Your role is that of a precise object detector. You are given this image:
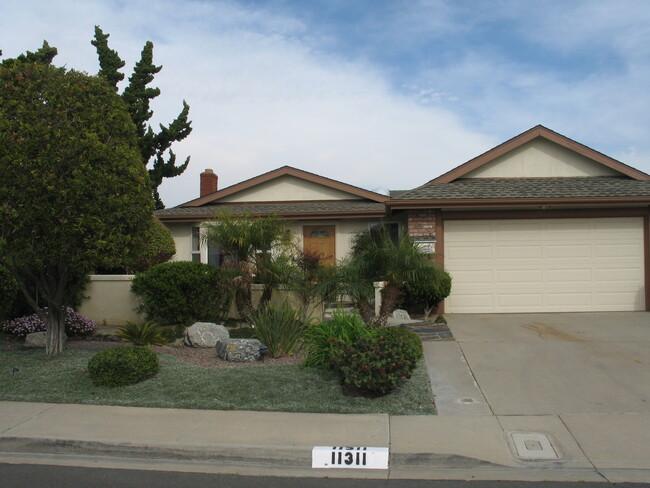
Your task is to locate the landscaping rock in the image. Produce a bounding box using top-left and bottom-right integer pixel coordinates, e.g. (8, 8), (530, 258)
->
(24, 331), (68, 348)
(184, 322), (229, 348)
(392, 309), (411, 320)
(216, 338), (264, 362)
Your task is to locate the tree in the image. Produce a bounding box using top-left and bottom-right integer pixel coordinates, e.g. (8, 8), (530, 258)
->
(0, 60), (153, 355)
(338, 227), (449, 326)
(92, 26), (192, 209)
(204, 213), (293, 323)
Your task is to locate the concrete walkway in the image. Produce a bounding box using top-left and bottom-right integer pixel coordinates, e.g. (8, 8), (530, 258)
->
(1, 312), (649, 482)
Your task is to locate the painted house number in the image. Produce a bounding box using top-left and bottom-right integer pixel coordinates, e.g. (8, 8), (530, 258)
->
(312, 446), (389, 469)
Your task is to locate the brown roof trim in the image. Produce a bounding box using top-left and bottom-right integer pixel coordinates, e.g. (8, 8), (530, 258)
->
(182, 166), (390, 207)
(430, 125), (650, 184)
(158, 209), (387, 224)
(389, 196), (650, 209)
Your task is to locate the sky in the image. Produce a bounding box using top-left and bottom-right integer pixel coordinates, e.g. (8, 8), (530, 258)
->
(2, 0), (650, 207)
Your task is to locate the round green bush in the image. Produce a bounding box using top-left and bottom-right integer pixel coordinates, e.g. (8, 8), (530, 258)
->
(375, 326), (423, 360)
(131, 261), (232, 324)
(331, 332), (419, 397)
(88, 346), (160, 387)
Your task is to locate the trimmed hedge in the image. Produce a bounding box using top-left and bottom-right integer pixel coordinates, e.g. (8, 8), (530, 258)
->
(131, 261), (232, 324)
(88, 346), (159, 387)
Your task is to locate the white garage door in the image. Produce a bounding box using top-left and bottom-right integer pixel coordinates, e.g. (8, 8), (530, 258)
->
(444, 217), (645, 313)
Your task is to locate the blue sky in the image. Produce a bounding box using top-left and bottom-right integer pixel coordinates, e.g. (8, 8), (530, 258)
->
(2, 0), (650, 206)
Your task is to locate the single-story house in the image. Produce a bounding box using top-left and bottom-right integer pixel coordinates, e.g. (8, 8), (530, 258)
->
(155, 165), (391, 266)
(388, 125), (650, 313)
(156, 125), (650, 314)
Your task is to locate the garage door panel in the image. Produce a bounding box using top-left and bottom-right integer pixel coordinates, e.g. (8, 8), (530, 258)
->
(595, 244), (641, 258)
(547, 292), (593, 306)
(546, 268), (592, 283)
(497, 269), (544, 284)
(546, 245), (591, 258)
(445, 217), (645, 313)
(496, 245), (542, 259)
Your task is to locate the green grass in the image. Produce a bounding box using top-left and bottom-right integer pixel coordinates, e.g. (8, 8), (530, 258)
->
(0, 336), (436, 415)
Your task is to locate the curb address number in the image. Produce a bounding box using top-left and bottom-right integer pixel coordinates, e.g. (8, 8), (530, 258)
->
(312, 446), (389, 469)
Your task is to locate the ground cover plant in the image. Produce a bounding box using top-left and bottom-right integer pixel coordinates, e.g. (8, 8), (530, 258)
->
(0, 308), (96, 338)
(0, 335), (435, 415)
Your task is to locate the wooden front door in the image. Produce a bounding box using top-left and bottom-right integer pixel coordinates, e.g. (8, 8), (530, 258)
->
(303, 225), (336, 266)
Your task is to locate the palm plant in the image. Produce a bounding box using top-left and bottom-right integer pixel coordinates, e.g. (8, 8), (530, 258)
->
(338, 226), (450, 326)
(204, 212), (294, 323)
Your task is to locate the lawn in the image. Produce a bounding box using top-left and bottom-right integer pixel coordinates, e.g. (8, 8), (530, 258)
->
(0, 336), (436, 415)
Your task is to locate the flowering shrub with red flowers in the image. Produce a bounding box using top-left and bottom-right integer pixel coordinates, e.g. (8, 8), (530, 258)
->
(330, 329), (420, 397)
(0, 307), (96, 338)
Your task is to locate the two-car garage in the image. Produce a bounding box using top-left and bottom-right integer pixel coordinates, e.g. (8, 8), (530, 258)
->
(444, 217), (646, 313)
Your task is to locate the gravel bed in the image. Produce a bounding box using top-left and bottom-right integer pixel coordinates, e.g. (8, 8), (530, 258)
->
(67, 339), (307, 368)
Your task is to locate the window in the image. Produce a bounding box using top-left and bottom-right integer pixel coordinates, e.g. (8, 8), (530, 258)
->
(191, 227), (201, 262)
(310, 228), (330, 238)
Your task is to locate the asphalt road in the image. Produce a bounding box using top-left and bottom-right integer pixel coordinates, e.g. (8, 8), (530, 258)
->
(1, 464), (649, 488)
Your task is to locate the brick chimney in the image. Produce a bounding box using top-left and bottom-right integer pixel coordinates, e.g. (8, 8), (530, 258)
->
(200, 169), (218, 197)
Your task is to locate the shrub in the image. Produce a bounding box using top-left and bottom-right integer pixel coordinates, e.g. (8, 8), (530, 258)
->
(404, 266), (452, 319)
(303, 309), (373, 369)
(116, 321), (167, 346)
(131, 261), (232, 325)
(88, 346), (160, 387)
(0, 265), (19, 321)
(331, 332), (419, 397)
(375, 326), (423, 360)
(251, 301), (305, 357)
(0, 307), (96, 337)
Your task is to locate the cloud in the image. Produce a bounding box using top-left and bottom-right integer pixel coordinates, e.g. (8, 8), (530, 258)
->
(2, 0), (650, 209)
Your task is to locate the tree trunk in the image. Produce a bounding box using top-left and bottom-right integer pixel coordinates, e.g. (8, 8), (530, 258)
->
(45, 307), (66, 356)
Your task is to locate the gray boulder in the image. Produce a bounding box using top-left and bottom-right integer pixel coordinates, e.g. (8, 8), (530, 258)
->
(392, 309), (411, 320)
(216, 338), (264, 362)
(24, 331), (68, 348)
(184, 322), (229, 348)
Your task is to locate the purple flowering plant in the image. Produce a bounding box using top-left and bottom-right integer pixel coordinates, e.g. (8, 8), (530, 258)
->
(0, 307), (96, 337)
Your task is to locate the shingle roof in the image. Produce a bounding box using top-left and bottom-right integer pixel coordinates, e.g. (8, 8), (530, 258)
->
(391, 177), (650, 201)
(156, 201), (387, 221)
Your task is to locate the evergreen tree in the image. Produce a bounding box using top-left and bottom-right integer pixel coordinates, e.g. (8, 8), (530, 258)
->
(92, 26), (191, 209)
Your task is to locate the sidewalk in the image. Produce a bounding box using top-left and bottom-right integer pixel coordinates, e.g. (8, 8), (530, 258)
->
(2, 399), (650, 482)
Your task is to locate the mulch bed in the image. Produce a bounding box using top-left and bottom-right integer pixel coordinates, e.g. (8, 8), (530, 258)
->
(66, 338), (306, 368)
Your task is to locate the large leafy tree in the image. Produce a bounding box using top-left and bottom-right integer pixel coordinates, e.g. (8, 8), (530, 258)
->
(92, 26), (192, 209)
(0, 60), (153, 355)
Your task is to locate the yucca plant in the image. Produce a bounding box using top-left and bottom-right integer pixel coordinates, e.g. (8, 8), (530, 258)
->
(116, 321), (167, 346)
(251, 301), (305, 357)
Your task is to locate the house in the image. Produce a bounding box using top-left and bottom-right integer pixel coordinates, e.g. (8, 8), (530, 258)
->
(156, 125), (650, 315)
(155, 165), (391, 265)
(388, 125), (650, 313)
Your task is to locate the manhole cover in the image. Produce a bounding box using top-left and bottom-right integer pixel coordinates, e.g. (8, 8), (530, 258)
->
(508, 432), (560, 460)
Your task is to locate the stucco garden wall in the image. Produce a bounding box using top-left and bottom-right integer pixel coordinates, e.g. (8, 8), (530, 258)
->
(78, 275), (143, 326)
(79, 275), (323, 326)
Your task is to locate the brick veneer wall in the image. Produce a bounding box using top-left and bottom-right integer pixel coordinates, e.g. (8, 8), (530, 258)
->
(407, 209), (437, 240)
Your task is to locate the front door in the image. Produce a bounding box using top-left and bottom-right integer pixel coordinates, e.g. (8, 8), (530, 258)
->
(303, 225), (336, 265)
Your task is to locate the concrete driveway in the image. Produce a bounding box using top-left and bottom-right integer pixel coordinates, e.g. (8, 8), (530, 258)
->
(442, 312), (650, 415)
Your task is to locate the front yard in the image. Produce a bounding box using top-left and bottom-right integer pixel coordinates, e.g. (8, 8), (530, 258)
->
(0, 336), (436, 415)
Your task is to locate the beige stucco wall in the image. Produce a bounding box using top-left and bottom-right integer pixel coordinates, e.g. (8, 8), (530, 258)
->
(219, 175), (363, 202)
(465, 139), (620, 178)
(78, 275), (143, 326)
(165, 218), (383, 263)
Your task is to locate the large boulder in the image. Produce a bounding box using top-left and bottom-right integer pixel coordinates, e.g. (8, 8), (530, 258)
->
(216, 338), (264, 362)
(184, 322), (229, 348)
(24, 331), (68, 348)
(392, 309), (411, 320)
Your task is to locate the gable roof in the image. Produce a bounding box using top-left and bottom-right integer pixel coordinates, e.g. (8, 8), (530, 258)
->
(182, 165), (389, 207)
(430, 125), (650, 184)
